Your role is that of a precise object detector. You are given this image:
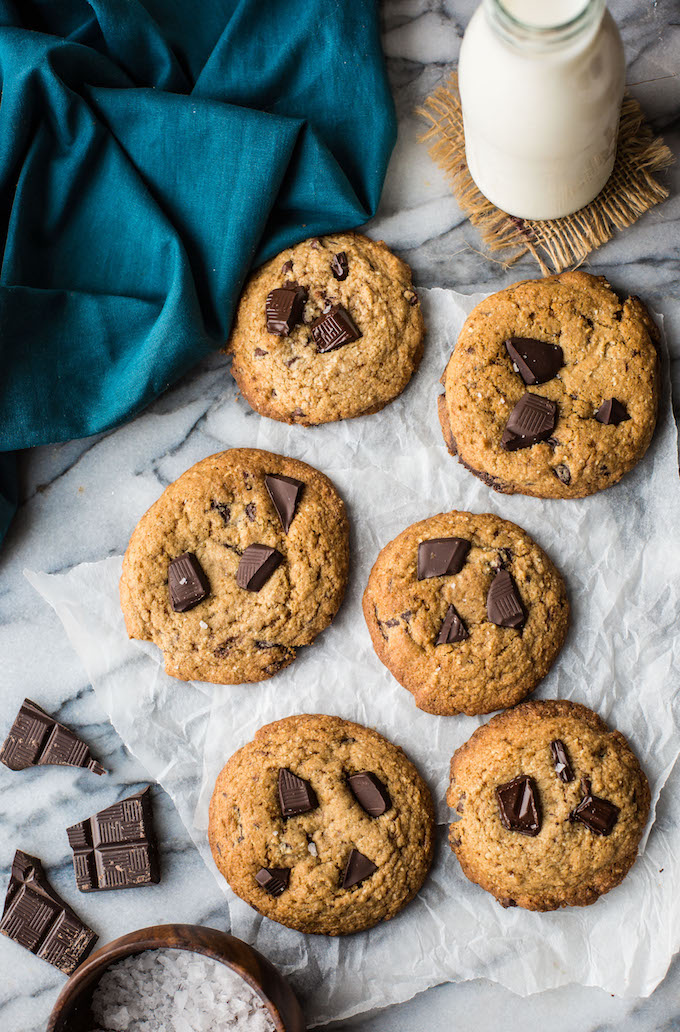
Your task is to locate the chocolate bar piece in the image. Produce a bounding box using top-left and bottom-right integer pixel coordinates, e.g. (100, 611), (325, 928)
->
(311, 305), (361, 353)
(0, 699), (105, 775)
(66, 787), (160, 892)
(0, 850), (97, 974)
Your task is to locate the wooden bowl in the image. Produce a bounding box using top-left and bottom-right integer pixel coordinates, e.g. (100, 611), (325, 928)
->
(45, 923), (306, 1032)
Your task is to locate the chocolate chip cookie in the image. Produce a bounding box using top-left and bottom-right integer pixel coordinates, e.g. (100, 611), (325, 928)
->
(448, 700), (650, 910)
(208, 714), (435, 935)
(120, 449), (349, 684)
(363, 511), (569, 716)
(439, 272), (659, 498)
(227, 232), (425, 425)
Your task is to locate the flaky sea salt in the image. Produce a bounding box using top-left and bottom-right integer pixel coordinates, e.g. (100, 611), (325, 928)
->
(91, 948), (276, 1032)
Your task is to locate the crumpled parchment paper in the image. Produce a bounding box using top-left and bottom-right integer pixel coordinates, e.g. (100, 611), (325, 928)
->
(26, 288), (680, 1024)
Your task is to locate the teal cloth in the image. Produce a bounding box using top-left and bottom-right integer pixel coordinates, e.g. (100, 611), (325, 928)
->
(0, 0), (395, 542)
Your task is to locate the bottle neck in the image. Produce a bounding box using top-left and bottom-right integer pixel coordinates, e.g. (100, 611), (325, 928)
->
(484, 0), (605, 52)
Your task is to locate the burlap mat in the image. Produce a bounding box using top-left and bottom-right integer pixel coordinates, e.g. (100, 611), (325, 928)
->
(418, 72), (673, 275)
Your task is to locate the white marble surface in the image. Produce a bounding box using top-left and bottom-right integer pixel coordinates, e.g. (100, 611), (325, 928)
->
(0, 1), (678, 1030)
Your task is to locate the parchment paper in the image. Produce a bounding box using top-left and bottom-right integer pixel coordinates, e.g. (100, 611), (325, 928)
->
(26, 288), (680, 1024)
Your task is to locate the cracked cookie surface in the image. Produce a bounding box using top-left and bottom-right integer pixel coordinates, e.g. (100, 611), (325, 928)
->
(227, 232), (425, 425)
(208, 714), (435, 935)
(363, 511), (569, 716)
(439, 272), (659, 498)
(447, 701), (650, 910)
(120, 449), (349, 684)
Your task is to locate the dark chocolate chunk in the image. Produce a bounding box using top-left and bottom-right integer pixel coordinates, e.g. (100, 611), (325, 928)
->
(265, 286), (306, 336)
(168, 552), (210, 612)
(496, 775), (541, 836)
(311, 305), (361, 353)
(245, 502), (256, 522)
(310, 238), (321, 249)
(236, 544), (283, 591)
(497, 547), (513, 569)
(0, 699), (105, 776)
(342, 848), (378, 889)
(0, 850), (97, 973)
(406, 289), (419, 306)
(210, 500), (231, 525)
(436, 605), (469, 645)
(265, 474), (304, 534)
(550, 739), (575, 782)
(66, 787), (160, 892)
(417, 537), (470, 580)
(254, 347), (268, 357)
(487, 570), (524, 629)
(278, 768), (318, 818)
(348, 772), (391, 817)
(255, 867), (290, 897)
(570, 779), (619, 835)
(331, 251), (349, 280)
(553, 463), (571, 485)
(502, 393), (557, 451)
(505, 337), (564, 386)
(281, 260), (293, 276)
(595, 398), (630, 426)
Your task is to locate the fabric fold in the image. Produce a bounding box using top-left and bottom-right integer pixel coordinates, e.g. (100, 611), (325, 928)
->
(0, 0), (395, 541)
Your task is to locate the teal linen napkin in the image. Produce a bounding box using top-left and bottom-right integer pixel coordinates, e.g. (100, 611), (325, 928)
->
(0, 0), (396, 542)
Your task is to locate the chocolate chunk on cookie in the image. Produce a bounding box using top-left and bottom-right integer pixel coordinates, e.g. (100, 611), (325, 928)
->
(348, 772), (391, 817)
(265, 474), (303, 533)
(168, 553), (210, 612)
(570, 779), (620, 835)
(595, 397), (631, 426)
(436, 604), (469, 645)
(363, 511), (568, 716)
(236, 544), (283, 591)
(417, 537), (470, 580)
(227, 232), (425, 425)
(265, 286), (306, 336)
(496, 776), (541, 836)
(440, 272), (659, 498)
(311, 304), (361, 354)
(447, 700), (649, 910)
(120, 449), (349, 684)
(208, 714), (435, 935)
(505, 337), (564, 386)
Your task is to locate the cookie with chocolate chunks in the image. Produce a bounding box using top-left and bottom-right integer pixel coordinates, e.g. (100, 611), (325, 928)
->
(440, 271), (659, 498)
(448, 700), (649, 911)
(120, 448), (349, 685)
(363, 511), (568, 716)
(208, 714), (434, 935)
(227, 232), (424, 425)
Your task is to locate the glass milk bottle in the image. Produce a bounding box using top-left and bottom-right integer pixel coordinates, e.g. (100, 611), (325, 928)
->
(458, 0), (625, 219)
